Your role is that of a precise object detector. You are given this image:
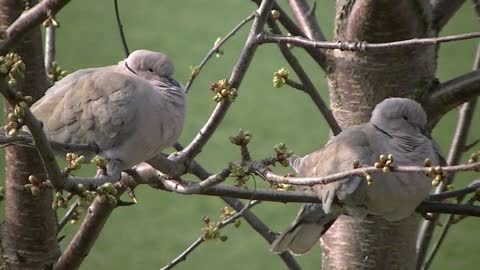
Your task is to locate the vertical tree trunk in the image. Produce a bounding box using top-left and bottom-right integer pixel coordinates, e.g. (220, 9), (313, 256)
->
(0, 1), (60, 269)
(323, 0), (436, 269)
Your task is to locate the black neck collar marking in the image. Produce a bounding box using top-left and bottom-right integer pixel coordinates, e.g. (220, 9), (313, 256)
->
(124, 61), (138, 75)
(372, 123), (393, 138)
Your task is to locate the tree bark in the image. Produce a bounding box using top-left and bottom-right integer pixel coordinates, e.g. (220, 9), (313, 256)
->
(0, 1), (60, 269)
(323, 1), (436, 269)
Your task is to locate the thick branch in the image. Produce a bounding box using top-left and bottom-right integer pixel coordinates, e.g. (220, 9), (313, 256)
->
(287, 0), (326, 41)
(425, 69), (480, 126)
(0, 0), (70, 54)
(431, 0), (466, 32)
(251, 0), (327, 71)
(0, 80), (65, 189)
(180, 0), (275, 161)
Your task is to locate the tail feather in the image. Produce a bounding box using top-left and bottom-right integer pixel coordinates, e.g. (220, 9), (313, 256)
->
(270, 204), (337, 255)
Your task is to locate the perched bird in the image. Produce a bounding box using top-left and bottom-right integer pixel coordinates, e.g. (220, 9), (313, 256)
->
(30, 50), (186, 181)
(270, 98), (440, 255)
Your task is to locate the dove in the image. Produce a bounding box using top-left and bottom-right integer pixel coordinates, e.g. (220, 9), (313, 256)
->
(270, 98), (441, 255)
(30, 50), (186, 181)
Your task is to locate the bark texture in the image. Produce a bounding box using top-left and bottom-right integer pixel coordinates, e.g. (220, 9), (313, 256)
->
(0, 1), (60, 269)
(323, 1), (436, 269)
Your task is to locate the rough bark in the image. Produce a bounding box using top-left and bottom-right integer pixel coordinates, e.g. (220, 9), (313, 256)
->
(323, 1), (436, 269)
(0, 1), (60, 269)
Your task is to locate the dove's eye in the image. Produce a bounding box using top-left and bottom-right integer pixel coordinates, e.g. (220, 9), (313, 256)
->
(402, 116), (409, 121)
(147, 68), (154, 73)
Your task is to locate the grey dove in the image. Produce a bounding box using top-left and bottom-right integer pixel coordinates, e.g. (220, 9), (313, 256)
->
(30, 50), (186, 181)
(270, 98), (441, 255)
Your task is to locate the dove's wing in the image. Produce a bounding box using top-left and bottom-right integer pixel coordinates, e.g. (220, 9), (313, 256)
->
(294, 124), (376, 214)
(32, 70), (144, 155)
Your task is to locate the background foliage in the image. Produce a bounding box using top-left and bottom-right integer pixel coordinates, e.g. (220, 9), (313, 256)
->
(1, 0), (480, 269)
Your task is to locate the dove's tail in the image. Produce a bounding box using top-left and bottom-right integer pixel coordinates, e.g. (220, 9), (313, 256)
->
(269, 204), (337, 255)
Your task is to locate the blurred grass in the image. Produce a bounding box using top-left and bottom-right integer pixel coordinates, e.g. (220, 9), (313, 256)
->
(1, 0), (480, 269)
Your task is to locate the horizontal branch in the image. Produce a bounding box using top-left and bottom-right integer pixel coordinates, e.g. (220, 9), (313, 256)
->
(256, 31), (480, 51)
(0, 0), (71, 54)
(130, 164), (480, 215)
(256, 162), (480, 186)
(424, 69), (480, 126)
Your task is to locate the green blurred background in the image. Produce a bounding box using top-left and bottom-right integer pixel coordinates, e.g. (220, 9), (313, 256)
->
(3, 0), (480, 269)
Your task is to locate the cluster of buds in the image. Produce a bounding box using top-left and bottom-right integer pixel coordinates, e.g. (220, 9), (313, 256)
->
(96, 182), (118, 206)
(66, 153), (85, 172)
(352, 160), (374, 187)
(271, 9), (280, 20)
(91, 155), (107, 172)
(43, 11), (60, 28)
(426, 163), (447, 186)
(189, 65), (200, 77)
(24, 175), (43, 197)
(47, 62), (68, 82)
(5, 101), (29, 137)
(273, 67), (289, 88)
(273, 143), (293, 167)
(228, 162), (249, 187)
(202, 216), (228, 242)
(364, 173), (373, 187)
(468, 152), (480, 171)
(220, 206), (240, 228)
(0, 53), (25, 88)
(52, 191), (68, 209)
(272, 183), (296, 191)
(213, 37), (224, 58)
(211, 79), (237, 102)
(229, 129), (252, 146)
(374, 154), (394, 173)
(74, 183), (96, 208)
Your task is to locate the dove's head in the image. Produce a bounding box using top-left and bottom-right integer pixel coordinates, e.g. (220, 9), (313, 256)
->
(370, 98), (428, 135)
(125, 50), (183, 91)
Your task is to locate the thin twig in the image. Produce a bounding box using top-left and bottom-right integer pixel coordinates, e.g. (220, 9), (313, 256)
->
(180, 0), (275, 161)
(429, 180), (480, 201)
(172, 143), (302, 270)
(184, 13), (256, 92)
(268, 20), (342, 135)
(57, 200), (80, 233)
(0, 0), (71, 54)
(285, 78), (305, 92)
(287, 0), (326, 41)
(257, 162), (480, 186)
(114, 0), (130, 57)
(256, 31), (480, 51)
(44, 26), (55, 73)
(159, 201), (260, 270)
(250, 0), (327, 70)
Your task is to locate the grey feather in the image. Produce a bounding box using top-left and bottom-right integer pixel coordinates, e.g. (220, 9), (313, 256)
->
(270, 98), (442, 255)
(30, 50), (186, 176)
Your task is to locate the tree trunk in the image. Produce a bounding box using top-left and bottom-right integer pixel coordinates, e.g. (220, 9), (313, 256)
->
(0, 1), (60, 269)
(323, 0), (436, 269)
